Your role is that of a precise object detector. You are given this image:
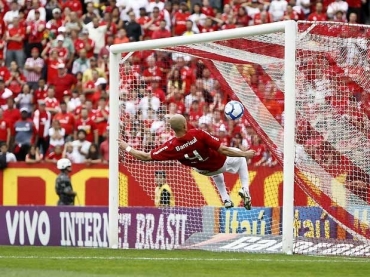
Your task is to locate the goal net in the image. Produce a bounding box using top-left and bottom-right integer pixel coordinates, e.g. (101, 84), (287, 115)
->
(109, 21), (370, 256)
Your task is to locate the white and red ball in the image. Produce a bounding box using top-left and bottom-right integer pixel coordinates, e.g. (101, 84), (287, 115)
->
(224, 101), (244, 120)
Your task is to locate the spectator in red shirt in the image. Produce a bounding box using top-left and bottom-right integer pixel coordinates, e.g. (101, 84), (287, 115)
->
(45, 144), (63, 163)
(46, 8), (64, 36)
(25, 9), (45, 57)
(0, 79), (13, 109)
(54, 101), (75, 139)
(49, 63), (77, 102)
(99, 127), (109, 163)
(63, 0), (83, 16)
(94, 97), (109, 144)
(307, 2), (327, 21)
(0, 108), (10, 146)
(3, 97), (20, 142)
(5, 16), (25, 68)
(74, 108), (98, 144)
(6, 61), (26, 96)
(172, 2), (190, 36)
(0, 57), (10, 82)
(235, 6), (250, 27)
(152, 20), (171, 39)
(33, 99), (52, 154)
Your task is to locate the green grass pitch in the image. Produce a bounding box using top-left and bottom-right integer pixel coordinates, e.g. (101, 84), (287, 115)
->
(0, 246), (369, 277)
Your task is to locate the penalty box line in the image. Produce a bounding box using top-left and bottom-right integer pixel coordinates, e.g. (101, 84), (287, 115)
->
(0, 256), (368, 263)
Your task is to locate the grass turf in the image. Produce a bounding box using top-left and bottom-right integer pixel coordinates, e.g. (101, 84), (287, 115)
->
(0, 246), (369, 277)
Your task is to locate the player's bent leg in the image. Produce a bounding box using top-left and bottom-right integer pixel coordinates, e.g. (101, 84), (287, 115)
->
(224, 156), (253, 210)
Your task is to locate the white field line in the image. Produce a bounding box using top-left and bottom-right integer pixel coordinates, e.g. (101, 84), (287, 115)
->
(0, 256), (368, 263)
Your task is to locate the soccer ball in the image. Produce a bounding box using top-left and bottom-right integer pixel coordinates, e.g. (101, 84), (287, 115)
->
(224, 101), (244, 120)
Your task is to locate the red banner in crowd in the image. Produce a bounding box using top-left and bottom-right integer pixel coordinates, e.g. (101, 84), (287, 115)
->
(0, 163), (311, 207)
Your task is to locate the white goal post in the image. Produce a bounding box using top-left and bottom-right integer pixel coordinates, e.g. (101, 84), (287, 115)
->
(108, 20), (297, 253)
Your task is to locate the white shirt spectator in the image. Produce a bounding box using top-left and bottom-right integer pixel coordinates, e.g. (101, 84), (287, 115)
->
(269, 0), (288, 22)
(327, 0), (348, 19)
(26, 7), (46, 22)
(188, 13), (207, 33)
(147, 0), (164, 13)
(296, 0), (311, 16)
(245, 6), (261, 25)
(138, 95), (160, 119)
(5, 152), (17, 162)
(1, 88), (13, 110)
(71, 139), (91, 163)
(131, 0), (149, 17)
(3, 10), (19, 25)
(48, 127), (66, 147)
(24, 57), (44, 82)
(84, 22), (108, 55)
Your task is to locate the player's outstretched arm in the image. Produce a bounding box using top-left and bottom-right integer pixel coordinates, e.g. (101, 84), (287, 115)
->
(218, 145), (255, 159)
(117, 139), (153, 161)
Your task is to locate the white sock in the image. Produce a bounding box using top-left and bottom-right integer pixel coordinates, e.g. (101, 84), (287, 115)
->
(211, 173), (230, 202)
(238, 157), (250, 195)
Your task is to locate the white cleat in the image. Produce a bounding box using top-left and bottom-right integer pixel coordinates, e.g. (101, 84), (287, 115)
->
(238, 188), (252, 210)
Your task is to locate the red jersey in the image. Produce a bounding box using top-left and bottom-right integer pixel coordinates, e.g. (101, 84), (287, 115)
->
(7, 27), (25, 50)
(0, 66), (10, 81)
(53, 112), (75, 135)
(74, 38), (95, 58)
(46, 151), (63, 161)
(46, 58), (64, 83)
(34, 85), (48, 104)
(51, 47), (69, 62)
(27, 20), (46, 43)
(0, 18), (6, 38)
(94, 107), (109, 136)
(75, 118), (96, 142)
(0, 118), (9, 142)
(50, 73), (77, 102)
(307, 12), (327, 21)
(172, 11), (190, 36)
(62, 0), (83, 15)
(3, 107), (20, 135)
(150, 129), (226, 172)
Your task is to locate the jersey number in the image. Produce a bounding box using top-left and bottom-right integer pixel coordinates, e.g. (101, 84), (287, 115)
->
(184, 150), (205, 161)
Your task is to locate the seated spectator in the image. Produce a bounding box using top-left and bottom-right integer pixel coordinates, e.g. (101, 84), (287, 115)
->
(25, 145), (43, 163)
(167, 68), (185, 94)
(188, 3), (207, 33)
(85, 143), (101, 164)
(0, 142), (17, 163)
(114, 29), (130, 44)
(307, 2), (327, 22)
(269, 0), (288, 22)
(82, 57), (106, 83)
(62, 142), (74, 161)
(53, 101), (75, 139)
(100, 127), (109, 163)
(70, 129), (91, 163)
(33, 100), (52, 154)
(14, 108), (36, 161)
(48, 119), (65, 152)
(6, 61), (26, 96)
(45, 144), (63, 163)
(151, 20), (171, 39)
(72, 49), (90, 75)
(327, 0), (348, 20)
(14, 84), (33, 112)
(24, 47), (44, 91)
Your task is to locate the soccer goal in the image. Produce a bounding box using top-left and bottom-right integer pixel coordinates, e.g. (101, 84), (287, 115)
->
(109, 20), (370, 256)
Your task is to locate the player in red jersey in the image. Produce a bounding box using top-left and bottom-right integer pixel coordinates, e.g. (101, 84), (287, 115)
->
(118, 114), (255, 209)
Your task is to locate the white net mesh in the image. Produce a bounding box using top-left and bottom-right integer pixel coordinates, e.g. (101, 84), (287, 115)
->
(116, 21), (370, 255)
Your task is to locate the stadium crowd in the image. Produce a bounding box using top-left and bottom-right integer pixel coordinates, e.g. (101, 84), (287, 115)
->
(0, 0), (369, 167)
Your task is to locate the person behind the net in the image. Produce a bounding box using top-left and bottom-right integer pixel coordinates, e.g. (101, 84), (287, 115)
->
(55, 158), (77, 206)
(118, 114), (256, 209)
